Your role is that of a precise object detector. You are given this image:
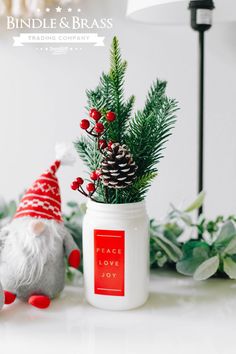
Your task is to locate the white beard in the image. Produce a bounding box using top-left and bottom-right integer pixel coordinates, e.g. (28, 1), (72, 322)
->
(0, 218), (65, 288)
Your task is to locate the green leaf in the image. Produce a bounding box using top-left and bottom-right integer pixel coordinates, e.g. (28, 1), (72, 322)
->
(67, 201), (79, 208)
(152, 236), (182, 263)
(122, 172), (157, 203)
(193, 255), (219, 280)
(176, 243), (210, 276)
(177, 256), (206, 276)
(192, 246), (209, 259)
(180, 212), (192, 226)
(7, 201), (17, 217)
(223, 257), (236, 279)
(182, 240), (210, 258)
(184, 191), (205, 213)
(214, 221), (236, 251)
(223, 237), (236, 255)
(156, 253), (168, 267)
(157, 233), (183, 260)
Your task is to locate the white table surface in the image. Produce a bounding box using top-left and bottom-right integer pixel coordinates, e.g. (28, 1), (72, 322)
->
(0, 270), (235, 354)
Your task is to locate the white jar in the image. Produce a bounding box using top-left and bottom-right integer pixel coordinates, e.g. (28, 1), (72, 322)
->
(82, 200), (149, 310)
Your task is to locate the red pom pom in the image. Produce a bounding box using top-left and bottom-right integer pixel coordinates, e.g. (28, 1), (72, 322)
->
(4, 291), (16, 305)
(76, 177), (84, 185)
(80, 119), (90, 130)
(68, 249), (81, 268)
(94, 122), (104, 134)
(89, 109), (102, 121)
(28, 295), (51, 309)
(86, 183), (96, 193)
(98, 139), (107, 149)
(106, 111), (116, 122)
(90, 171), (99, 181)
(71, 181), (79, 190)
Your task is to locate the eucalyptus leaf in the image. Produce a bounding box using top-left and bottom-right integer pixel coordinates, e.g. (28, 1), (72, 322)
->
(214, 221), (236, 251)
(223, 257), (236, 279)
(182, 240), (209, 258)
(216, 220), (236, 242)
(150, 248), (157, 265)
(156, 253), (168, 267)
(223, 237), (236, 255)
(176, 244), (210, 276)
(164, 223), (183, 242)
(180, 213), (193, 226)
(177, 255), (208, 276)
(193, 255), (219, 281)
(184, 191), (205, 213)
(192, 246), (209, 259)
(157, 233), (183, 259)
(67, 201), (79, 208)
(153, 236), (182, 263)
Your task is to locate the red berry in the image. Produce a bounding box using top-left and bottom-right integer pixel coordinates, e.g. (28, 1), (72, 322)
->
(76, 177), (84, 185)
(89, 109), (102, 121)
(94, 122), (104, 134)
(108, 141), (114, 149)
(106, 111), (116, 122)
(71, 181), (79, 190)
(86, 183), (96, 193)
(89, 108), (97, 117)
(80, 119), (90, 130)
(90, 171), (99, 181)
(98, 139), (107, 149)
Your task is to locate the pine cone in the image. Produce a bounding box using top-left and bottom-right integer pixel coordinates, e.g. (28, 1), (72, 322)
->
(101, 143), (138, 189)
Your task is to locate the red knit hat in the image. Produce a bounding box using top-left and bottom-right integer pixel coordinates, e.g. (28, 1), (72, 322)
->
(14, 144), (74, 222)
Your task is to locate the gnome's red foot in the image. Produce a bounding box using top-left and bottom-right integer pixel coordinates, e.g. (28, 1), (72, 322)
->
(28, 295), (51, 309)
(4, 291), (16, 305)
(68, 249), (81, 268)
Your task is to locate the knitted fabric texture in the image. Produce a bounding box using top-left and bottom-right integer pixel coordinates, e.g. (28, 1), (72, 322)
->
(14, 160), (63, 222)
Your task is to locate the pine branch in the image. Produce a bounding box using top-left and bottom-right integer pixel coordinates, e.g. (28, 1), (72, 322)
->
(106, 36), (129, 143)
(124, 81), (178, 180)
(143, 80), (167, 117)
(74, 137), (101, 172)
(122, 172), (158, 203)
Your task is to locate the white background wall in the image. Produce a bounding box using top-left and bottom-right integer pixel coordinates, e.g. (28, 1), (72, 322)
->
(0, 0), (235, 219)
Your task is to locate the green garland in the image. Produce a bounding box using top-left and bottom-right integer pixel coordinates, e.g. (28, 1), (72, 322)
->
(61, 193), (236, 281)
(1, 194), (236, 281)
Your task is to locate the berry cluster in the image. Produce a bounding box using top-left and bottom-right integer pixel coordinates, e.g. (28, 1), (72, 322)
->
(71, 170), (101, 201)
(80, 108), (116, 137)
(71, 108), (117, 200)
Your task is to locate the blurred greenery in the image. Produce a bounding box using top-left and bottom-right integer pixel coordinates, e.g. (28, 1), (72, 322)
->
(1, 192), (236, 281)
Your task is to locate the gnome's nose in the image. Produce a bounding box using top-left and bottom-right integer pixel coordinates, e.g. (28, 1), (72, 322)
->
(30, 221), (46, 236)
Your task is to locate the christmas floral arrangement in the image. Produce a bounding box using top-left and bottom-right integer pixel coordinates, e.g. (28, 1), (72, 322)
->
(71, 37), (177, 203)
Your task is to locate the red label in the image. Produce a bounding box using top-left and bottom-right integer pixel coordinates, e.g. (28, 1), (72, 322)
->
(94, 229), (125, 296)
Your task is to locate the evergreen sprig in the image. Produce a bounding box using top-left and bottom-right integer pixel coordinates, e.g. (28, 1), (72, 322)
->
(74, 36), (178, 204)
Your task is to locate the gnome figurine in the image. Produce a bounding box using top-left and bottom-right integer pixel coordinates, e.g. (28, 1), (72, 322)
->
(0, 145), (81, 309)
